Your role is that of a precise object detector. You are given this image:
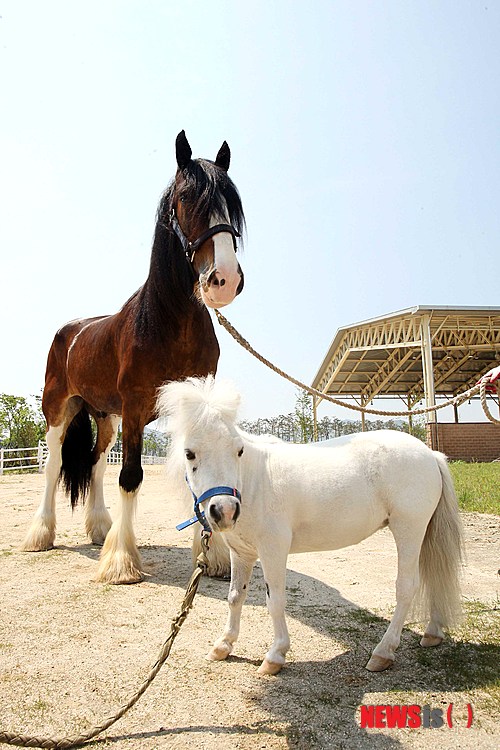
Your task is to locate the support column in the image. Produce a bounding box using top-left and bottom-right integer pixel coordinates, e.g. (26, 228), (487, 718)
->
(408, 395), (413, 435)
(313, 396), (318, 442)
(420, 315), (437, 449)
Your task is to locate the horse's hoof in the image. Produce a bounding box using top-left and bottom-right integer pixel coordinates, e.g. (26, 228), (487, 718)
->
(420, 633), (443, 648)
(365, 655), (394, 672)
(86, 516), (112, 546)
(257, 659), (283, 676)
(21, 541), (55, 552)
(95, 555), (144, 585)
(205, 565), (231, 579)
(21, 522), (55, 552)
(95, 568), (143, 585)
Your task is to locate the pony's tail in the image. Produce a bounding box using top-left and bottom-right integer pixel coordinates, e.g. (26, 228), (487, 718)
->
(413, 452), (465, 629)
(60, 407), (94, 508)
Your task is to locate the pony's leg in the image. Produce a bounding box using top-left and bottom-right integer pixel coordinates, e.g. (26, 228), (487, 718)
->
(257, 544), (291, 675)
(420, 610), (445, 648)
(21, 423), (65, 551)
(192, 527), (231, 578)
(85, 414), (120, 545)
(366, 520), (425, 672)
(207, 549), (256, 662)
(96, 410), (143, 584)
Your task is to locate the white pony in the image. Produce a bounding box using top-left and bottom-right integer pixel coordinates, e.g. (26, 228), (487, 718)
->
(159, 376), (464, 676)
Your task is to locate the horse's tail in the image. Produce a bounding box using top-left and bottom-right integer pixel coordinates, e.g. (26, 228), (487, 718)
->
(60, 407), (94, 508)
(413, 451), (464, 629)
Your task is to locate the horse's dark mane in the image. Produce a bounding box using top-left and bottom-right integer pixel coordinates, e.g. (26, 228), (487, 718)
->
(134, 159), (245, 338)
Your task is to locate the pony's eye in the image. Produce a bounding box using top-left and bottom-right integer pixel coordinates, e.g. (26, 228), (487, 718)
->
(238, 447), (244, 457)
(185, 449), (196, 461)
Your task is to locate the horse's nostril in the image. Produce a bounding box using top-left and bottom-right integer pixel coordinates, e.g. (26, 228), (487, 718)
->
(234, 503), (241, 522)
(219, 278), (225, 287)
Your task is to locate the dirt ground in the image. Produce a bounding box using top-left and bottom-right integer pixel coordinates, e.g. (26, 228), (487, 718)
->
(0, 466), (499, 750)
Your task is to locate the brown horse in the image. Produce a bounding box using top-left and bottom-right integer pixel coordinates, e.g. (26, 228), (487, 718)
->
(22, 131), (244, 583)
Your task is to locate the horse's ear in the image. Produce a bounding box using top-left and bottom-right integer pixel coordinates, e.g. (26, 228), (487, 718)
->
(176, 130), (192, 170)
(215, 141), (231, 171)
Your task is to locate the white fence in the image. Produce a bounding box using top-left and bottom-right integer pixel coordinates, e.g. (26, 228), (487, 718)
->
(0, 443), (48, 474)
(0, 442), (166, 475)
(106, 451), (167, 466)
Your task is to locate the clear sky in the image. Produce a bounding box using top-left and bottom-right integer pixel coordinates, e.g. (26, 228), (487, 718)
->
(1, 1), (498, 423)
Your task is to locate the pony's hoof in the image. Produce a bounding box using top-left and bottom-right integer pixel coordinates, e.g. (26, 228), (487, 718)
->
(257, 659), (283, 676)
(420, 633), (443, 648)
(365, 655), (394, 672)
(206, 642), (231, 661)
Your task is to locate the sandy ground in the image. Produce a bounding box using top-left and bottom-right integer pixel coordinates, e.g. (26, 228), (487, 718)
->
(0, 465), (499, 750)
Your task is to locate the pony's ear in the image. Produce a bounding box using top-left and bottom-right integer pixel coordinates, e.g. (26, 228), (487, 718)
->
(215, 141), (231, 171)
(176, 130), (192, 170)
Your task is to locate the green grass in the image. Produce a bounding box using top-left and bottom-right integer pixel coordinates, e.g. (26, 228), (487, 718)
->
(449, 461), (500, 514)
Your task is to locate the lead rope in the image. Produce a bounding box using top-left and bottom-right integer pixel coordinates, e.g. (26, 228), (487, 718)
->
(0, 533), (212, 749)
(214, 310), (500, 424)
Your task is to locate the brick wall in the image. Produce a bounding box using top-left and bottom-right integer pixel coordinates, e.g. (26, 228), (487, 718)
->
(426, 422), (500, 461)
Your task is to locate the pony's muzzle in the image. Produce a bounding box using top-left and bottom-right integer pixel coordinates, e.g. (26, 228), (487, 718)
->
(208, 498), (241, 530)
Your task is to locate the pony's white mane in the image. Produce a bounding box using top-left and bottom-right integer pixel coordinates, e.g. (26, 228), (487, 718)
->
(157, 375), (241, 439)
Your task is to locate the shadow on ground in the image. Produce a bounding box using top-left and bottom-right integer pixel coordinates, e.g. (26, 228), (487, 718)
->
(64, 540), (499, 748)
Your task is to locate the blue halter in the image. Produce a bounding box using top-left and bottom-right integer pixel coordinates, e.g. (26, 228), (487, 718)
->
(176, 476), (242, 533)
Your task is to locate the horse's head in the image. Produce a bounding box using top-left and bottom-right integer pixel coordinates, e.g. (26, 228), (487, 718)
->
(167, 130), (245, 309)
(159, 376), (244, 531)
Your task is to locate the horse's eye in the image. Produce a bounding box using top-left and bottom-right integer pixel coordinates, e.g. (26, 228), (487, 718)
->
(238, 447), (244, 457)
(185, 449), (196, 461)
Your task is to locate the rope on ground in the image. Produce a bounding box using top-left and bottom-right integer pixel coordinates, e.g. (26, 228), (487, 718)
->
(215, 310), (500, 425)
(0, 535), (212, 749)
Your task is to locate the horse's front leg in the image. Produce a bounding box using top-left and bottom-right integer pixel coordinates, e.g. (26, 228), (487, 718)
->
(258, 541), (291, 676)
(207, 549), (256, 662)
(96, 411), (144, 584)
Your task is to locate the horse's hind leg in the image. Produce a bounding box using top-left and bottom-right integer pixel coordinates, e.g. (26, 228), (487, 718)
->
(21, 424), (65, 551)
(21, 398), (81, 551)
(85, 414), (120, 545)
(366, 519), (426, 672)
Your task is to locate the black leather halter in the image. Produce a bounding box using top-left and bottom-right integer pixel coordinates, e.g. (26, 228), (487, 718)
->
(169, 208), (241, 265)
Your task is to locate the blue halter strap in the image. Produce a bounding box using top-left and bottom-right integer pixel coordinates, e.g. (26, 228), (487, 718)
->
(176, 476), (242, 533)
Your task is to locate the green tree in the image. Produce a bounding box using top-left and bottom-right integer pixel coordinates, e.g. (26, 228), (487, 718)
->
(0, 395), (46, 448)
(295, 389), (314, 443)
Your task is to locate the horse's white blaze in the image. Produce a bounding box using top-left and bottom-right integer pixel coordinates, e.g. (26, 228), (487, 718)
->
(21, 424), (64, 551)
(159, 377), (464, 676)
(200, 209), (241, 309)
